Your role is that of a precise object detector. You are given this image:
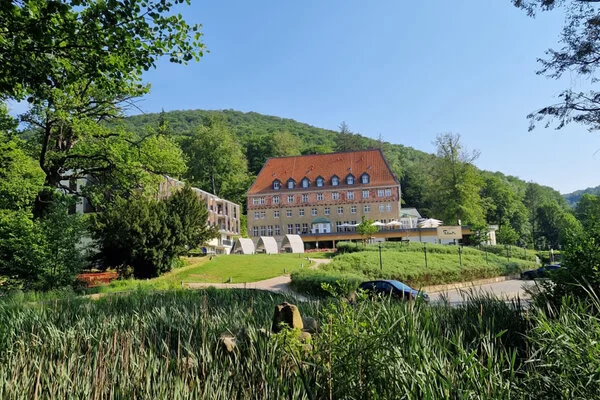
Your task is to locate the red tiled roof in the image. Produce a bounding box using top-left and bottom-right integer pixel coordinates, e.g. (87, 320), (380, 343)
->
(248, 149), (398, 195)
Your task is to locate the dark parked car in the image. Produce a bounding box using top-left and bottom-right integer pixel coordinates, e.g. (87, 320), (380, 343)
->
(358, 280), (429, 302)
(520, 264), (563, 280)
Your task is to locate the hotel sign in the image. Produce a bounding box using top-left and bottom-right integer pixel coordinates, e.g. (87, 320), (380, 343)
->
(436, 226), (463, 240)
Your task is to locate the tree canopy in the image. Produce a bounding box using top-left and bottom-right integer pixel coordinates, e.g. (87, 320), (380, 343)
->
(1, 0), (204, 212)
(513, 0), (600, 130)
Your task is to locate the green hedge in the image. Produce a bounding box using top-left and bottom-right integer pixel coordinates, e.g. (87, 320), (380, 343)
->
(290, 269), (364, 297)
(335, 241), (363, 254)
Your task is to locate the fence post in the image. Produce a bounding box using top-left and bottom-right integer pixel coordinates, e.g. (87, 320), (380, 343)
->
(423, 243), (428, 268)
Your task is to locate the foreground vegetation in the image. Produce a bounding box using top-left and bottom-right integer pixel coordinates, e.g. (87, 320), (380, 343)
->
(1, 289), (598, 399)
(292, 242), (536, 297)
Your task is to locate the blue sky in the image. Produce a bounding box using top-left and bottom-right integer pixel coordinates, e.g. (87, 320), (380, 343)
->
(11, 1), (600, 194)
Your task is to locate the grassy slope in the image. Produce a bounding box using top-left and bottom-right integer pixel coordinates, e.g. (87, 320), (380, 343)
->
(293, 243), (537, 294)
(90, 254), (313, 294)
(169, 254), (311, 283)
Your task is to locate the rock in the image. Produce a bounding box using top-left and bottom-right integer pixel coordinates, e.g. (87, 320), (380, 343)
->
(301, 316), (318, 334)
(272, 302), (304, 333)
(298, 331), (312, 343)
(219, 332), (236, 352)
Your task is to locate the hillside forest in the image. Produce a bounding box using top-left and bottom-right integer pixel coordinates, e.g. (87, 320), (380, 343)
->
(122, 109), (582, 250)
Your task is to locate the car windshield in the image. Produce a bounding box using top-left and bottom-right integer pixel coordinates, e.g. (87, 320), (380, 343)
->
(388, 281), (414, 292)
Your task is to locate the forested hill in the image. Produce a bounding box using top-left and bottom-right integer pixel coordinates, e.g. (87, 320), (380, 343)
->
(121, 109), (576, 249)
(563, 185), (600, 207)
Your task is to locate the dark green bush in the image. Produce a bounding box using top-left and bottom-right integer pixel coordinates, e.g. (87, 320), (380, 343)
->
(290, 269), (364, 297)
(335, 241), (362, 254)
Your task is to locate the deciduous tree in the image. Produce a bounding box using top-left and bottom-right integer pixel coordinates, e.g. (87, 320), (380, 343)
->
(430, 133), (485, 226)
(182, 116), (251, 206)
(1, 0), (204, 211)
(357, 216), (378, 246)
(513, 0), (600, 130)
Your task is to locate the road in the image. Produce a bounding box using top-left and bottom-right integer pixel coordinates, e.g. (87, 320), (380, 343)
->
(429, 279), (536, 304)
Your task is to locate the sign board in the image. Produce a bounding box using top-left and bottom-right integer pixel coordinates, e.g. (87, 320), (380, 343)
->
(436, 226), (463, 240)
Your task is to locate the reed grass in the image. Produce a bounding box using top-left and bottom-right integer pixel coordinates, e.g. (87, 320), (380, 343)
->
(0, 288), (598, 399)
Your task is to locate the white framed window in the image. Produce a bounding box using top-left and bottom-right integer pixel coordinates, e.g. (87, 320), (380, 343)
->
(317, 193), (324, 201)
(274, 210), (280, 218)
(332, 192), (340, 200)
(252, 227), (259, 236)
(316, 177), (324, 187)
(331, 176), (339, 186)
(378, 189), (384, 198)
(362, 190), (369, 199)
(312, 208), (317, 216)
(386, 204), (392, 212)
(301, 178), (310, 188)
(267, 225), (273, 235)
(302, 194), (309, 203)
(287, 224), (294, 234)
(299, 209), (305, 216)
(364, 204), (371, 213)
(286, 209), (292, 217)
(287, 180), (295, 189)
(361, 174), (370, 184)
(252, 198), (259, 205)
(260, 226), (266, 236)
(260, 197), (265, 204)
(275, 226), (281, 235)
(302, 223), (308, 234)
(273, 195), (280, 204)
(337, 206), (344, 214)
(347, 191), (354, 200)
(351, 205), (357, 214)
(260, 211), (266, 219)
(273, 181), (281, 190)
(379, 204), (385, 212)
(287, 195), (294, 203)
(295, 224), (301, 234)
(254, 211), (259, 219)
(346, 175), (355, 185)
(324, 207), (330, 215)
(385, 189), (392, 197)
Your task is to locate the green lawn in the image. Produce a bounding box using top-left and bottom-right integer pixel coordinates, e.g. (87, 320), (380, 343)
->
(89, 253), (314, 294)
(169, 254), (312, 283)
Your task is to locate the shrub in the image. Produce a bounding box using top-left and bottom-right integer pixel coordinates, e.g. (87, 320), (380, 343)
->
(290, 269), (364, 297)
(335, 241), (362, 254)
(0, 200), (86, 291)
(92, 186), (217, 278)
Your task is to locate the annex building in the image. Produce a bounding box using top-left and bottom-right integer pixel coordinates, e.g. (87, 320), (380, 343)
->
(159, 176), (242, 254)
(247, 149), (402, 248)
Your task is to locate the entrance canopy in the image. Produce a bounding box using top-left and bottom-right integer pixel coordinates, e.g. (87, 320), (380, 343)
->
(256, 236), (278, 254)
(232, 238), (255, 254)
(281, 234), (304, 253)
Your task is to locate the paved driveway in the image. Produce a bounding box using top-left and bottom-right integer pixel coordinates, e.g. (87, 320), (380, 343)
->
(430, 279), (536, 304)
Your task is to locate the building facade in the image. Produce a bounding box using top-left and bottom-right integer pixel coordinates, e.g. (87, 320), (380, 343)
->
(159, 176), (242, 254)
(247, 150), (401, 246)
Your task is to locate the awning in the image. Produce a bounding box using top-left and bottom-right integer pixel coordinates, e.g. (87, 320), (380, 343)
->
(311, 217), (331, 224)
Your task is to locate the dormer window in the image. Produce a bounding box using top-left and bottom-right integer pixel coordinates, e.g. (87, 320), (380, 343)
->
(287, 179), (296, 189)
(361, 173), (370, 184)
(331, 176), (339, 186)
(273, 180), (281, 190)
(316, 176), (324, 187)
(301, 177), (310, 188)
(346, 174), (355, 185)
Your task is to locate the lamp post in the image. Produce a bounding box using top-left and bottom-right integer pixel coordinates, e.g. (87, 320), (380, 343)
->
(378, 243), (383, 271)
